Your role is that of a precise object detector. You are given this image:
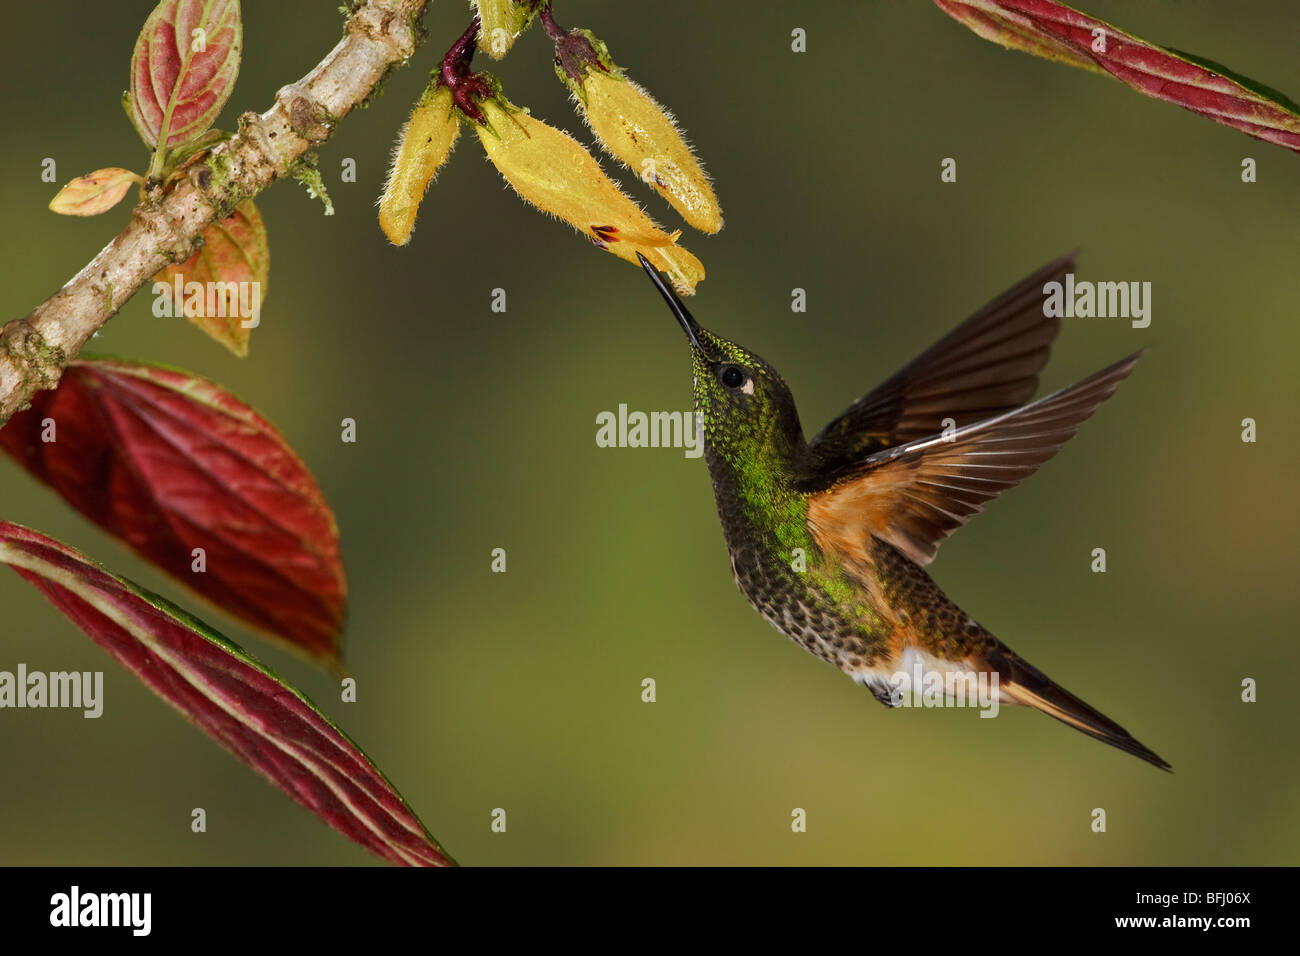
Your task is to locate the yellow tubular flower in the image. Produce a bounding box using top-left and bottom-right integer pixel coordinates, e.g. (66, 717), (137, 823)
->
(474, 98), (705, 294)
(475, 0), (531, 60)
(578, 70), (723, 235)
(378, 85), (460, 246)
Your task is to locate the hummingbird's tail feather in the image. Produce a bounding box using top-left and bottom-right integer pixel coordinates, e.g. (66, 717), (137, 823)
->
(995, 653), (1172, 771)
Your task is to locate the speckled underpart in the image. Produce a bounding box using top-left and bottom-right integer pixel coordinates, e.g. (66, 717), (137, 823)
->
(727, 536), (877, 667)
(706, 442), (897, 682)
(707, 431), (1012, 710)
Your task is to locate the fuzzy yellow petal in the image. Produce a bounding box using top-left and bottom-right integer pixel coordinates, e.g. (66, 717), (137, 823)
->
(475, 0), (530, 60)
(378, 85), (460, 246)
(579, 71), (722, 234)
(475, 99), (704, 293)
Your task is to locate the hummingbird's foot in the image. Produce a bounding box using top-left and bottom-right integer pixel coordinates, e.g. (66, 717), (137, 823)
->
(864, 676), (904, 709)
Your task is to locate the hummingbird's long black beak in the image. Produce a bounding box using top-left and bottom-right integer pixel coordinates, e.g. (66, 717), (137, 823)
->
(637, 253), (703, 350)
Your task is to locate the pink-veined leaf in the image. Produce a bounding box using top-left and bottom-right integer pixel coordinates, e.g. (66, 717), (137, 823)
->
(0, 522), (453, 867)
(129, 0), (242, 151)
(936, 0), (1300, 154)
(154, 199), (268, 357)
(0, 358), (344, 667)
(48, 168), (144, 216)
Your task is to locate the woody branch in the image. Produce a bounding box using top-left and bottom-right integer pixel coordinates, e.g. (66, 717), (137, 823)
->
(0, 0), (431, 426)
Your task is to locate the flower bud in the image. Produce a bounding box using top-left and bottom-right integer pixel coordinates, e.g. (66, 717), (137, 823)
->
(474, 97), (705, 294)
(378, 84), (460, 246)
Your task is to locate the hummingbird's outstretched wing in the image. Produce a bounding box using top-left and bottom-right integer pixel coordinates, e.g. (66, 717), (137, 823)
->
(810, 253), (1074, 477)
(805, 352), (1141, 567)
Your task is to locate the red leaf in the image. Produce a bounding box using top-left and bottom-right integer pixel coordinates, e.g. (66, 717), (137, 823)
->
(936, 0), (1300, 154)
(129, 0), (242, 150)
(0, 359), (345, 667)
(154, 199), (269, 357)
(0, 522), (453, 867)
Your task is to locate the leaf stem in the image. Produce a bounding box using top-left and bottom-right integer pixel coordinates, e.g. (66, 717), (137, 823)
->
(147, 144), (169, 185)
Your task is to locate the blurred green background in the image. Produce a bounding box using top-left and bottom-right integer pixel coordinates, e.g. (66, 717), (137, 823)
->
(1, 0), (1297, 866)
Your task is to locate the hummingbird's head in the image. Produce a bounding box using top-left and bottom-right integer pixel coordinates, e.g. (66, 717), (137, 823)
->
(638, 256), (807, 476)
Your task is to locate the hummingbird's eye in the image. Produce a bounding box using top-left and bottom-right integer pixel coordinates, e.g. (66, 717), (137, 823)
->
(719, 365), (746, 389)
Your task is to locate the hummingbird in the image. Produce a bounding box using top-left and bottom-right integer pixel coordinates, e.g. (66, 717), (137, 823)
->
(638, 252), (1170, 771)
